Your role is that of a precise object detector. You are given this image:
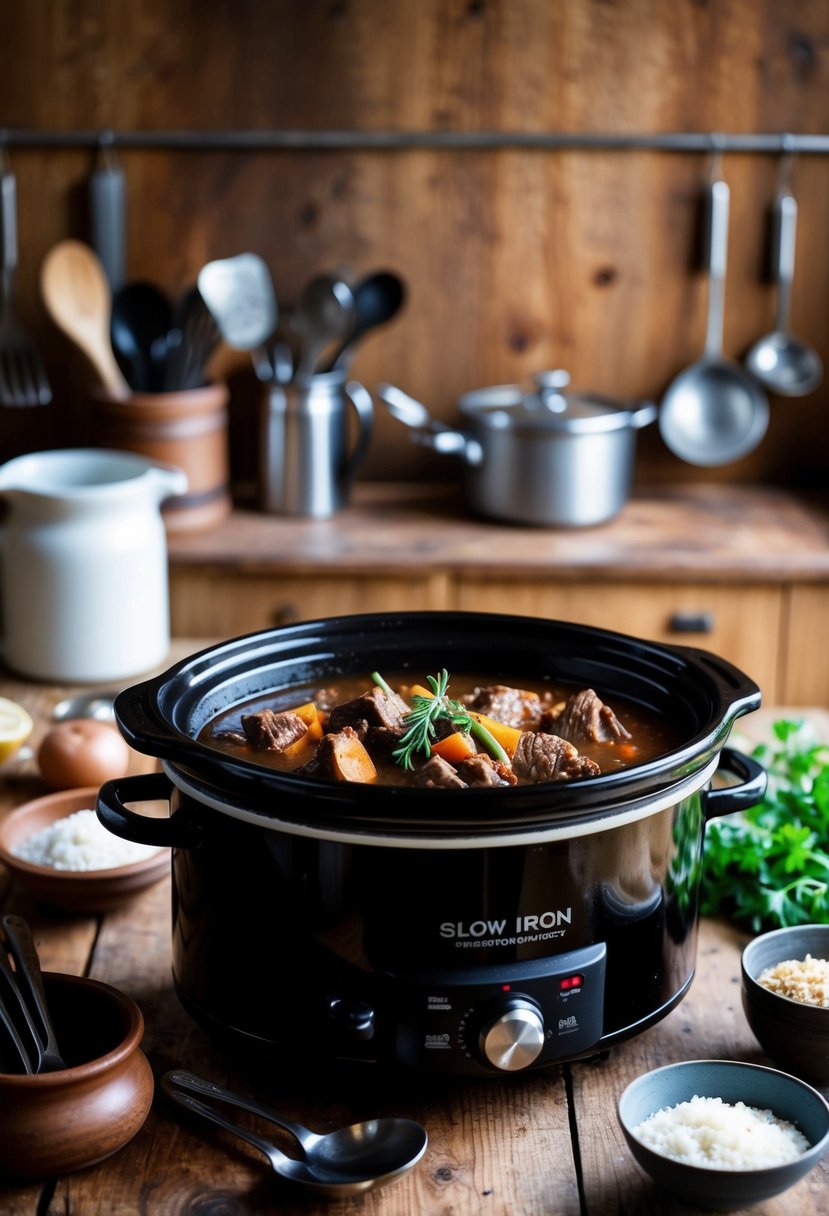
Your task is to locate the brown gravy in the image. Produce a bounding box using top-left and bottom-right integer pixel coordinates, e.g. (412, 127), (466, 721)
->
(200, 671), (679, 787)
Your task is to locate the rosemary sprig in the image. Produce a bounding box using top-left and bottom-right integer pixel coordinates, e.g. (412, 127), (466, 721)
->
(372, 669), (509, 771)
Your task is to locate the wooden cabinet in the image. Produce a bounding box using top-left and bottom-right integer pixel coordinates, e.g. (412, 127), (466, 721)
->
(167, 484), (829, 707)
(170, 570), (449, 636)
(453, 579), (784, 701)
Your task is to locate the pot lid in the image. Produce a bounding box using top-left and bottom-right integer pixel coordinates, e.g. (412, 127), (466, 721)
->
(457, 370), (654, 434)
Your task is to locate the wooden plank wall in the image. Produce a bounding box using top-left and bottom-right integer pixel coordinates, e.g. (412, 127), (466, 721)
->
(1, 0), (828, 494)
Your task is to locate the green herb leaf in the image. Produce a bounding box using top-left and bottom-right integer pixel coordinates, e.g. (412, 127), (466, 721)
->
(389, 669), (510, 772)
(701, 719), (829, 932)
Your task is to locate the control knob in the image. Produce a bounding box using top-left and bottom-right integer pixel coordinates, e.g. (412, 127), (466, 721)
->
(477, 997), (545, 1072)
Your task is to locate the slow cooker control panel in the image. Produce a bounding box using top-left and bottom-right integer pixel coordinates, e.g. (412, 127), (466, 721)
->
(388, 942), (607, 1075)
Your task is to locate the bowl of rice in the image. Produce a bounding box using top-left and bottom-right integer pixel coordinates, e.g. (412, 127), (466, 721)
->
(742, 924), (829, 1087)
(0, 787), (168, 912)
(618, 1059), (829, 1210)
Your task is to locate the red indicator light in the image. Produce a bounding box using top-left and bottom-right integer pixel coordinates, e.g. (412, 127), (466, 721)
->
(501, 983), (511, 992)
(560, 975), (584, 992)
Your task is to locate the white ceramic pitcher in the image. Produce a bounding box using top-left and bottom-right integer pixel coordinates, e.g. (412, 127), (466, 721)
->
(0, 448), (187, 682)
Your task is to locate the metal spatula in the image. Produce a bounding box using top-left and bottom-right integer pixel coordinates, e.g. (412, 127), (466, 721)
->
(197, 253), (277, 376)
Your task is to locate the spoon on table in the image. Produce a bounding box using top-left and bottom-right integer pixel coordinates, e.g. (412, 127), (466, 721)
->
(111, 281), (173, 392)
(292, 273), (355, 381)
(2, 915), (67, 1072)
(323, 270), (406, 372)
(659, 176), (769, 466)
(39, 239), (130, 398)
(744, 183), (823, 397)
(161, 1069), (428, 1198)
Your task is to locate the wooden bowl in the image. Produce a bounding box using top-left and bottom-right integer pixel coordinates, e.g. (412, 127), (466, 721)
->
(0, 787), (168, 913)
(0, 971), (154, 1178)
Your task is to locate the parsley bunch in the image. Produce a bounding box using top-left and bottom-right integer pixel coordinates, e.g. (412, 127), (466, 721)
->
(701, 718), (829, 932)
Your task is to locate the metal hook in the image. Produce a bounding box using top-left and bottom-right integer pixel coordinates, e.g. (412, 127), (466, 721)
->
(707, 131), (727, 182)
(776, 132), (797, 195)
(95, 129), (119, 172)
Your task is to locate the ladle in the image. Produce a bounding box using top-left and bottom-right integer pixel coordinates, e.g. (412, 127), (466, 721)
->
(161, 1069), (428, 1198)
(659, 176), (769, 467)
(2, 915), (67, 1072)
(744, 184), (823, 397)
(324, 270), (405, 372)
(39, 240), (130, 398)
(292, 273), (355, 381)
(111, 281), (173, 392)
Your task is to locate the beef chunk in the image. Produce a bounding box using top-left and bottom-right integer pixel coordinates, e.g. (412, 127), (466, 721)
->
(455, 753), (517, 787)
(212, 729), (247, 748)
(301, 726), (377, 783)
(542, 688), (631, 745)
(513, 732), (601, 783)
(462, 684), (546, 729)
(412, 755), (468, 789)
(241, 709), (307, 753)
(328, 686), (410, 750)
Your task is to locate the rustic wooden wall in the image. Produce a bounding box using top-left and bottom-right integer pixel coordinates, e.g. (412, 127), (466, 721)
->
(1, 0), (828, 495)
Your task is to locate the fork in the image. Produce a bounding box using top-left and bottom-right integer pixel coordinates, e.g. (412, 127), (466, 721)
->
(0, 157), (51, 407)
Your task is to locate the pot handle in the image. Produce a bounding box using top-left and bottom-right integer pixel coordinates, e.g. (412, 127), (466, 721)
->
(342, 380), (375, 487)
(375, 382), (469, 456)
(704, 747), (767, 822)
(630, 401), (658, 429)
(96, 771), (203, 849)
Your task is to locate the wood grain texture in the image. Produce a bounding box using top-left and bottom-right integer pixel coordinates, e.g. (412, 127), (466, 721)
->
(0, 0), (828, 490)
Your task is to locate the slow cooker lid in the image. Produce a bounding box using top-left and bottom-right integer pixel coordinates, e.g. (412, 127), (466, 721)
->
(112, 611), (761, 835)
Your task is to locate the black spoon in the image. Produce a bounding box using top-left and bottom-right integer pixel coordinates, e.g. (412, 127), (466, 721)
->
(323, 270), (405, 372)
(2, 915), (67, 1071)
(111, 281), (172, 392)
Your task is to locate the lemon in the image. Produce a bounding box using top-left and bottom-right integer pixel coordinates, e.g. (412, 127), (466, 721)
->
(0, 696), (34, 765)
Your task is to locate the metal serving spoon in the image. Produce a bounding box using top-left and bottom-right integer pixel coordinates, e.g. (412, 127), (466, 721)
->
(659, 176), (769, 466)
(744, 183), (823, 397)
(161, 1069), (428, 1198)
(2, 915), (67, 1071)
(292, 273), (355, 381)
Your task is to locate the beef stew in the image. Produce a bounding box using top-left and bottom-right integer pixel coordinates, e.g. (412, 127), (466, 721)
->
(201, 670), (679, 789)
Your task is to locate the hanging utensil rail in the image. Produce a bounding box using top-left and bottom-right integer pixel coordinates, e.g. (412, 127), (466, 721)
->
(2, 128), (829, 154)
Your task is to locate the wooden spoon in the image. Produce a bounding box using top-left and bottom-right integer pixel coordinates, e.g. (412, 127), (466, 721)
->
(40, 239), (130, 398)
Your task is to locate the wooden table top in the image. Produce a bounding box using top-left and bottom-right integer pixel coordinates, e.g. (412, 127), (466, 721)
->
(2, 654), (828, 1215)
(167, 481), (829, 583)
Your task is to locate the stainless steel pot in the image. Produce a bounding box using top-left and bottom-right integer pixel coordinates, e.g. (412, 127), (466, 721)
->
(96, 612), (764, 1077)
(377, 371), (657, 527)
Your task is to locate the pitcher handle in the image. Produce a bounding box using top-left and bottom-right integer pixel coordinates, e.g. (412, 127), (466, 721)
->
(342, 381), (374, 488)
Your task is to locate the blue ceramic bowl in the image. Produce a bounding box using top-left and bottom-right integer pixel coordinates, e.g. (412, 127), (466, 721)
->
(618, 1059), (829, 1210)
(742, 924), (829, 1086)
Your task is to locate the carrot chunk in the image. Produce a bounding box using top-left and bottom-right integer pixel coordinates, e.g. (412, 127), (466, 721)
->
(431, 731), (477, 764)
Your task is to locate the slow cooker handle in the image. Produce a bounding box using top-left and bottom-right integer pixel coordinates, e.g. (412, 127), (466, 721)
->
(96, 772), (203, 849)
(704, 747), (767, 821)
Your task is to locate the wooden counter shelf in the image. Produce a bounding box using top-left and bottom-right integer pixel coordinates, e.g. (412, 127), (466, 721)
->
(1, 664), (828, 1216)
(167, 482), (829, 706)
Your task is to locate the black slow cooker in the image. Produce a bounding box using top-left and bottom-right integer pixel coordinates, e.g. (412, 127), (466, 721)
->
(98, 612), (765, 1076)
